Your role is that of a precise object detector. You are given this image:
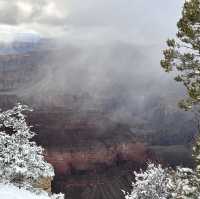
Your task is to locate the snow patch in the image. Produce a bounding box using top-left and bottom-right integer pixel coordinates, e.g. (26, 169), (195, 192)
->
(0, 184), (51, 199)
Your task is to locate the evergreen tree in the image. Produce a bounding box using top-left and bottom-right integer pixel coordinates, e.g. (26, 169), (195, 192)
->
(0, 103), (54, 188)
(161, 0), (200, 110)
(161, 0), (200, 181)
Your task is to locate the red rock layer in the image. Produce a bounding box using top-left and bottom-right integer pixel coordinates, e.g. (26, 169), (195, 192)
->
(45, 142), (152, 175)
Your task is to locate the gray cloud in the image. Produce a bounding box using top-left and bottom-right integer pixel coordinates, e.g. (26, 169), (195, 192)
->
(0, 0), (69, 26)
(0, 0), (183, 42)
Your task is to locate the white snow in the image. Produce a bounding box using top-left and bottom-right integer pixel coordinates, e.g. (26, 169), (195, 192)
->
(0, 184), (51, 199)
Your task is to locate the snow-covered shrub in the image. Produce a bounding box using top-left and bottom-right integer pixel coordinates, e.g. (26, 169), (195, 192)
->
(193, 136), (200, 175)
(125, 163), (200, 199)
(125, 163), (171, 199)
(0, 103), (54, 188)
(169, 167), (200, 199)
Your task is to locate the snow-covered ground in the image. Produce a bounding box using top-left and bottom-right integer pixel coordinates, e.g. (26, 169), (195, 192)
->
(0, 184), (51, 199)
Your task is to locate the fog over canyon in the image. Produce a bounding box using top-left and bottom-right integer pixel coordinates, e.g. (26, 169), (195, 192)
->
(0, 0), (194, 198)
(0, 36), (195, 198)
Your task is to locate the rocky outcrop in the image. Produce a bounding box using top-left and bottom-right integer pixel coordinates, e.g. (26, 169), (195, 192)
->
(34, 177), (52, 193)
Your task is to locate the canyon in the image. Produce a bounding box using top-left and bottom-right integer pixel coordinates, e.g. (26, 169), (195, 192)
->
(0, 42), (196, 198)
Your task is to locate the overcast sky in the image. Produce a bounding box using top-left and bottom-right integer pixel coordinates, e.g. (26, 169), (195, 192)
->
(0, 0), (183, 44)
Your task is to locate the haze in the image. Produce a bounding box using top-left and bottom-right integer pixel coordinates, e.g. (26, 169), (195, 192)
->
(0, 0), (186, 118)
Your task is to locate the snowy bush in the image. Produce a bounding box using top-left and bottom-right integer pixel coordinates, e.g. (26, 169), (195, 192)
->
(0, 103), (54, 188)
(125, 163), (171, 199)
(169, 167), (200, 199)
(125, 163), (200, 199)
(193, 136), (200, 175)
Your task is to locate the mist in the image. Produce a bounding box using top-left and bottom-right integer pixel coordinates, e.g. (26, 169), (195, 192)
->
(0, 0), (187, 122)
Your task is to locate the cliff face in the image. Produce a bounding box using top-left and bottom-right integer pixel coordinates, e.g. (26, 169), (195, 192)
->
(26, 109), (152, 175)
(0, 93), (193, 176)
(45, 142), (151, 175)
(34, 177), (52, 193)
(0, 93), (152, 175)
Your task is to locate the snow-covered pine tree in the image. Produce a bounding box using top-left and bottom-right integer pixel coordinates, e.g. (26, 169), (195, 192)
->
(161, 0), (200, 110)
(124, 163), (171, 199)
(0, 103), (54, 188)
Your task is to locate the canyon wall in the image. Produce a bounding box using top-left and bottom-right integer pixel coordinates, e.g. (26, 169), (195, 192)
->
(45, 142), (152, 175)
(0, 48), (195, 176)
